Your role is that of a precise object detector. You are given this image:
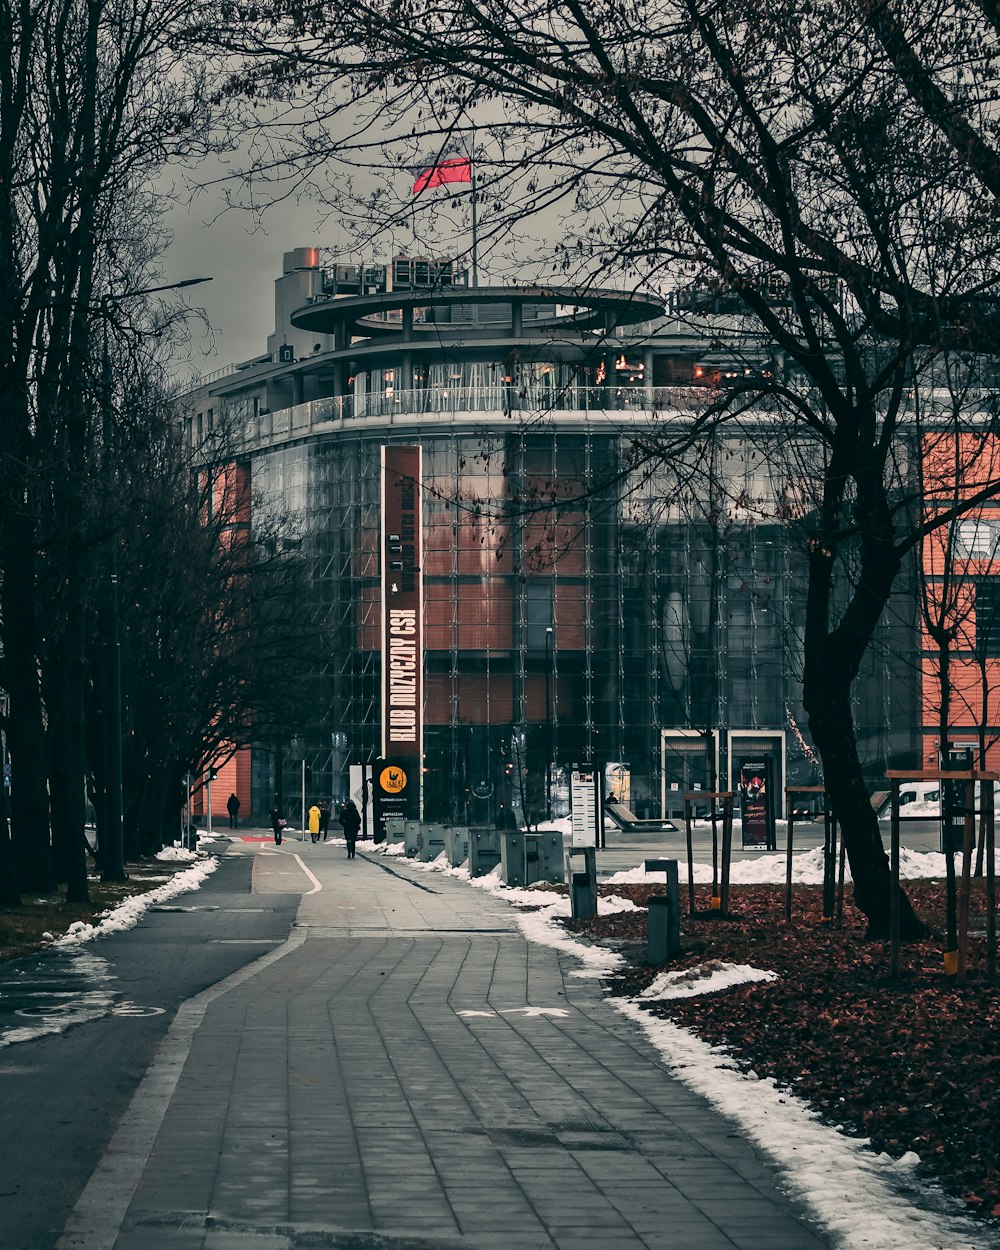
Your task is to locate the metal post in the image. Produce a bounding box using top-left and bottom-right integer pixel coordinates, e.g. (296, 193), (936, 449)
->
(545, 627), (553, 822)
(720, 795), (733, 916)
(822, 792), (836, 922)
(101, 562), (125, 881)
(890, 778), (900, 979)
(684, 796), (695, 917)
(301, 758), (306, 841)
(986, 775), (996, 983)
(785, 795), (795, 925)
(206, 777), (213, 839)
(958, 778), (975, 983)
(711, 805), (719, 909)
(836, 812), (846, 927)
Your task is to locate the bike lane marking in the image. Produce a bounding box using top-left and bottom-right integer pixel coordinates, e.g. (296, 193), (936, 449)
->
(56, 923), (308, 1250)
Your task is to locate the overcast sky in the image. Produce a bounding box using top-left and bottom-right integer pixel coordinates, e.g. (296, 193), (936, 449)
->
(163, 191), (334, 377)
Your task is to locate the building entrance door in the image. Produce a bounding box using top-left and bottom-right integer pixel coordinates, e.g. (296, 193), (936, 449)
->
(661, 730), (720, 822)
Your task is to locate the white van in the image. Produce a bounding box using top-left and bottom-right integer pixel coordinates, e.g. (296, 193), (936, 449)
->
(875, 783), (940, 819)
(876, 779), (1000, 819)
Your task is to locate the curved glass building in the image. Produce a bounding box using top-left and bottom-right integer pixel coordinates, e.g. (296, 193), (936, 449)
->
(186, 248), (919, 824)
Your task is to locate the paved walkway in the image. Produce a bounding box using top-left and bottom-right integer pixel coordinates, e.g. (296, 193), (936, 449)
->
(59, 840), (830, 1250)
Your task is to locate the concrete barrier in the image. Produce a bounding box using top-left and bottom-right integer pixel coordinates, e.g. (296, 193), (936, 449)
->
(444, 825), (469, 866)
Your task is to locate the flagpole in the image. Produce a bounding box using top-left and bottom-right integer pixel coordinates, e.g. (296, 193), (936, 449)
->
(470, 134), (478, 288)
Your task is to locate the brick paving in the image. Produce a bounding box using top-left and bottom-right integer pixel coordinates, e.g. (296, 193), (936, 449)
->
(70, 843), (831, 1249)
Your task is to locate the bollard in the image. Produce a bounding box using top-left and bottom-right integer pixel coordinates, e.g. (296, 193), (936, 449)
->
(500, 830), (527, 885)
(469, 827), (501, 877)
(444, 825), (469, 866)
(404, 820), (422, 858)
(646, 897), (674, 965)
(419, 822), (446, 862)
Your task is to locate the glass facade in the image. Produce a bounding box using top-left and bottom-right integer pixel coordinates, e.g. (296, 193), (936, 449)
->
(247, 423), (918, 822)
(188, 264), (922, 821)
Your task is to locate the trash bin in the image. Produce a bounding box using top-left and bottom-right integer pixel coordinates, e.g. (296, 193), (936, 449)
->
(645, 858), (681, 964)
(568, 847), (597, 920)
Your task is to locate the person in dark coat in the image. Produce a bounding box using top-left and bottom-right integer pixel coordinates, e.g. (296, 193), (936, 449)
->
(495, 801), (518, 832)
(270, 805), (284, 846)
(339, 799), (361, 858)
(226, 792), (241, 828)
(319, 800), (331, 841)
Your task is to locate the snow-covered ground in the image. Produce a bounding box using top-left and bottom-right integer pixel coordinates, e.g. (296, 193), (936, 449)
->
(386, 840), (993, 1249)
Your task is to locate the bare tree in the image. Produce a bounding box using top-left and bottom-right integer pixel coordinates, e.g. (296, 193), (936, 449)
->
(0, 0), (220, 896)
(217, 0), (1000, 936)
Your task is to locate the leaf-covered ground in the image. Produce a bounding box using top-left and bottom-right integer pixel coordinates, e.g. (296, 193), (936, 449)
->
(567, 880), (1000, 1222)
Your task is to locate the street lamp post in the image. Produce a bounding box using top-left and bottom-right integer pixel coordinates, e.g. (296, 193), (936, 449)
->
(99, 276), (211, 882)
(545, 626), (554, 822)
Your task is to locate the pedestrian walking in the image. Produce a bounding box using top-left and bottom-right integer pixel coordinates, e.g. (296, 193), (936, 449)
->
(226, 792), (241, 829)
(308, 802), (322, 844)
(319, 799), (331, 841)
(339, 799), (361, 858)
(270, 805), (284, 846)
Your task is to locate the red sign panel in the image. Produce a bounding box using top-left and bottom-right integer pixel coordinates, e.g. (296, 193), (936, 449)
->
(381, 446), (423, 813)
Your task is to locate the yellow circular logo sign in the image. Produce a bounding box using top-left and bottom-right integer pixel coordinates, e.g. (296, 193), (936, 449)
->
(380, 766), (407, 794)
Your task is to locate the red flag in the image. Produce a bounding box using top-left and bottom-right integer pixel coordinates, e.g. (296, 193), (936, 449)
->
(412, 152), (472, 194)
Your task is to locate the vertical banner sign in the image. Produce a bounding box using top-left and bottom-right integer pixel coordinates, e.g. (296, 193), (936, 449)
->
(739, 759), (774, 849)
(570, 765), (599, 848)
(381, 445), (423, 820)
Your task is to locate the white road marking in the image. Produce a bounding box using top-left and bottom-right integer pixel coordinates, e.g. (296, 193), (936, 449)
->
(504, 1007), (571, 1018)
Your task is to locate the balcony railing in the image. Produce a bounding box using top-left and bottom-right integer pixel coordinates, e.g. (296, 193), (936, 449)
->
(240, 385), (711, 450)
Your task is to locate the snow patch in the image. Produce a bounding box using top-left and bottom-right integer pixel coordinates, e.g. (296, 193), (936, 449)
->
(51, 857), (219, 947)
(640, 961), (778, 1000)
(606, 845), (957, 887)
(616, 1001), (983, 1250)
(156, 845), (199, 862)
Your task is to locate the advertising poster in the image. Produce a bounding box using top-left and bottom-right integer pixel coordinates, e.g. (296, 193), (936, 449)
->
(372, 758), (416, 842)
(739, 759), (774, 849)
(604, 762), (631, 805)
(348, 763), (374, 839)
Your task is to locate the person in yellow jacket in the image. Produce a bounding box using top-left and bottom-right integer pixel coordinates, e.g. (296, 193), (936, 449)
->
(308, 803), (322, 843)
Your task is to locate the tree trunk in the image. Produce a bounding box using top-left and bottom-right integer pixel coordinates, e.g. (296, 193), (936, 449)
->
(61, 566), (91, 902)
(3, 542), (53, 893)
(806, 645), (930, 939)
(0, 782), (20, 904)
(45, 635), (72, 884)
